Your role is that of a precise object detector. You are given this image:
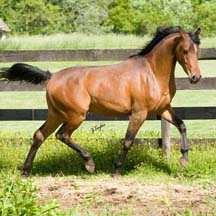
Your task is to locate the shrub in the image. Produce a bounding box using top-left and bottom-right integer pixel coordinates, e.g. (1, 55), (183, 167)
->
(0, 171), (63, 216)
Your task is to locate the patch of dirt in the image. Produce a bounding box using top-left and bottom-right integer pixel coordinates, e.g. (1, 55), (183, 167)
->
(36, 177), (216, 215)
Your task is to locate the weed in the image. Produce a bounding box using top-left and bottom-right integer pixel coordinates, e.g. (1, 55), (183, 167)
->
(0, 171), (62, 216)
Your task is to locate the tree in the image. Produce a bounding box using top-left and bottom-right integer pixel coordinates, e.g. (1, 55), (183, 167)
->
(162, 0), (195, 31)
(49, 0), (111, 34)
(0, 0), (60, 35)
(195, 0), (216, 36)
(15, 0), (60, 34)
(1, 0), (216, 36)
(131, 0), (173, 35)
(105, 0), (137, 34)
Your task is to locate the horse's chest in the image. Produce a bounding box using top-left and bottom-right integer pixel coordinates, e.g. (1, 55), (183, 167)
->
(150, 93), (172, 112)
(152, 83), (176, 110)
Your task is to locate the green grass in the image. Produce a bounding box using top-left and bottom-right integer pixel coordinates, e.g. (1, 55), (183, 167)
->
(1, 131), (216, 215)
(1, 130), (216, 179)
(0, 33), (149, 50)
(0, 171), (62, 216)
(200, 37), (216, 48)
(0, 34), (215, 50)
(0, 120), (216, 138)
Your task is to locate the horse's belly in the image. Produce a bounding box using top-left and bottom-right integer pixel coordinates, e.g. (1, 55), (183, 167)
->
(89, 98), (131, 116)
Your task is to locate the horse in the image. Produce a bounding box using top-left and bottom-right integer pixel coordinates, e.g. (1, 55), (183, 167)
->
(0, 26), (201, 177)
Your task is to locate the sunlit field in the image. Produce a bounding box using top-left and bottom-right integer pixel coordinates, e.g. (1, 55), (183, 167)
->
(0, 33), (215, 50)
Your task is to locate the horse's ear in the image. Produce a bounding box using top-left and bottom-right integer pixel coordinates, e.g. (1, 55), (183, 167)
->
(195, 27), (201, 36)
(180, 32), (186, 39)
(174, 33), (184, 44)
(176, 32), (186, 42)
(174, 32), (186, 44)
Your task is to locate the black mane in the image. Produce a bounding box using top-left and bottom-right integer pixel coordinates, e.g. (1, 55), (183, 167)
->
(134, 26), (200, 57)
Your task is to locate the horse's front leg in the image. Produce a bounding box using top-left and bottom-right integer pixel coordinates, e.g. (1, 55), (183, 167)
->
(113, 111), (147, 177)
(160, 105), (188, 167)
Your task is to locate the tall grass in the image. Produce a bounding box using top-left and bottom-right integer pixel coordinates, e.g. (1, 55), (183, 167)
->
(0, 33), (215, 50)
(0, 33), (149, 50)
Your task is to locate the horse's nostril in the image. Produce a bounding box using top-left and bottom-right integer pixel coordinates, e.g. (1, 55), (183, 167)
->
(191, 75), (196, 81)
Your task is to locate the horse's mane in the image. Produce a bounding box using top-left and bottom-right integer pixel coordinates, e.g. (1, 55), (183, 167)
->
(133, 26), (200, 57)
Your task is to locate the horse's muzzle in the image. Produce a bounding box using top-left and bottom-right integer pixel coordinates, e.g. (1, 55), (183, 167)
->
(189, 74), (202, 84)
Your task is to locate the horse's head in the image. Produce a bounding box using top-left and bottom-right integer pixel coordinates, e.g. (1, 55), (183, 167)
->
(175, 28), (201, 84)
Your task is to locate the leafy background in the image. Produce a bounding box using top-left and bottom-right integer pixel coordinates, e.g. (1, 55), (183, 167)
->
(0, 0), (215, 36)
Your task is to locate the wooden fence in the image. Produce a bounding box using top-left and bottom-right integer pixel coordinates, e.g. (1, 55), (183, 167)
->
(0, 48), (216, 157)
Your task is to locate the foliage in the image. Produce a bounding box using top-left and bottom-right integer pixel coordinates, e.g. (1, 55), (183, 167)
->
(0, 171), (65, 216)
(162, 0), (195, 30)
(132, 0), (173, 35)
(105, 0), (137, 34)
(0, 0), (60, 35)
(0, 0), (216, 36)
(49, 0), (111, 34)
(194, 0), (216, 37)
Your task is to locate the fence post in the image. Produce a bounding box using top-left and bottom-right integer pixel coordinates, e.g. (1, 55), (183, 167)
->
(161, 118), (171, 158)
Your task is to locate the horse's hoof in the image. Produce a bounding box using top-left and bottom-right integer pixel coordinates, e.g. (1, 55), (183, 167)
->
(111, 172), (121, 178)
(21, 170), (30, 178)
(85, 160), (95, 174)
(180, 157), (189, 168)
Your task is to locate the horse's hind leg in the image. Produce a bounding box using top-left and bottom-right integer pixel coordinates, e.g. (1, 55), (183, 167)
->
(55, 115), (95, 173)
(113, 111), (147, 177)
(22, 116), (62, 177)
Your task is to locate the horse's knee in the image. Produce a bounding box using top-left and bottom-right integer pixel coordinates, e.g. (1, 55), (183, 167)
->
(55, 131), (63, 140)
(179, 123), (186, 134)
(124, 140), (133, 150)
(55, 131), (68, 142)
(33, 130), (44, 147)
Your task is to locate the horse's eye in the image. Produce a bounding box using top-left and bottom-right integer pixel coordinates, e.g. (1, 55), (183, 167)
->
(183, 49), (188, 55)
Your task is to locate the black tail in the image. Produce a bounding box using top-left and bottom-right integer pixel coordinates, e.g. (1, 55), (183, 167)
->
(0, 63), (52, 84)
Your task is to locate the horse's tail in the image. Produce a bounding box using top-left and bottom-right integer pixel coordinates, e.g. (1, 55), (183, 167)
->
(0, 63), (52, 85)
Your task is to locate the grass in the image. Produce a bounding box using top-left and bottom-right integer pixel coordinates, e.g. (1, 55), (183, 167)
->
(0, 171), (61, 216)
(0, 33), (149, 50)
(0, 120), (216, 138)
(1, 130), (216, 179)
(0, 33), (215, 51)
(1, 130), (216, 215)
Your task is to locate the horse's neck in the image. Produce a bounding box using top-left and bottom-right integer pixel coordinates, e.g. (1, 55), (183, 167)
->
(148, 34), (179, 89)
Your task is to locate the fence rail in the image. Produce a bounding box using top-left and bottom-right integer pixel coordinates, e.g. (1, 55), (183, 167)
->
(0, 48), (216, 62)
(0, 107), (215, 121)
(0, 48), (216, 156)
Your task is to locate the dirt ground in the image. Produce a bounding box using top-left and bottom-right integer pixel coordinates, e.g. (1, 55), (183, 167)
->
(37, 176), (216, 215)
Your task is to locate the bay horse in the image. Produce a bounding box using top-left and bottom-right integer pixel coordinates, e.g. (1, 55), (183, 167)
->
(0, 26), (201, 177)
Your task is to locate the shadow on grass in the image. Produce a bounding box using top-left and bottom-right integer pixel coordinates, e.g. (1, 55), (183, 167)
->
(30, 139), (172, 177)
